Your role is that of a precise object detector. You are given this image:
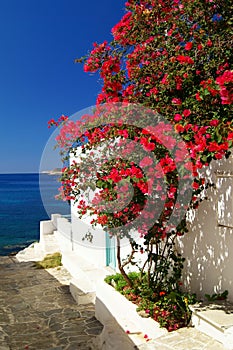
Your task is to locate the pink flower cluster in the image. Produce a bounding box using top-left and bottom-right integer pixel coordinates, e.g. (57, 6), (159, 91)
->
(216, 70), (233, 105)
(84, 41), (110, 73)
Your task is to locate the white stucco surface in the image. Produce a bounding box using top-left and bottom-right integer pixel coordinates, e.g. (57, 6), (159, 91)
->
(178, 152), (233, 301)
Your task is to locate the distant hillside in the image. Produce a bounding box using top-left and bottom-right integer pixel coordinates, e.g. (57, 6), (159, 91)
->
(41, 168), (62, 175)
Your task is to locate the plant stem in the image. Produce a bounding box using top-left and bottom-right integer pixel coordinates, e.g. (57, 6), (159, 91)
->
(116, 236), (133, 288)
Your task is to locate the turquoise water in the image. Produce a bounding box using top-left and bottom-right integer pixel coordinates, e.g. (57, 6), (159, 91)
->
(0, 173), (70, 255)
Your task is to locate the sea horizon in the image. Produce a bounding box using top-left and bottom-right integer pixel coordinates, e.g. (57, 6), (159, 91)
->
(0, 173), (69, 256)
(0, 171), (61, 174)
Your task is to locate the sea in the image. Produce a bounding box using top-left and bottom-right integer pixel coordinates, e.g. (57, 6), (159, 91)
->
(0, 173), (70, 256)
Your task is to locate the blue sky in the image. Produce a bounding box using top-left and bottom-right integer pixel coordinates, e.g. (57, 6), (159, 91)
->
(0, 0), (125, 173)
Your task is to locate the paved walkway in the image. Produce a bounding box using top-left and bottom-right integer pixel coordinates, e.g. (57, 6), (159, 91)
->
(0, 254), (228, 350)
(0, 256), (103, 350)
(138, 327), (227, 350)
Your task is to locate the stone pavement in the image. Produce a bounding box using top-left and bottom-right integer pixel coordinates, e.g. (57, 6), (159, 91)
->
(0, 256), (103, 350)
(0, 253), (228, 350)
(137, 327), (227, 350)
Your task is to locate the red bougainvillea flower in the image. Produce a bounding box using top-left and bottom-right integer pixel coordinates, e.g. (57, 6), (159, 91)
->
(176, 55), (194, 64)
(183, 109), (191, 117)
(139, 156), (153, 168)
(174, 113), (182, 121)
(209, 120), (219, 127)
(216, 70), (233, 105)
(184, 42), (193, 50)
(172, 98), (182, 105)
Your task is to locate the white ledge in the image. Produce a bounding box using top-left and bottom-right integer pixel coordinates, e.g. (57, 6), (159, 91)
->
(95, 281), (167, 350)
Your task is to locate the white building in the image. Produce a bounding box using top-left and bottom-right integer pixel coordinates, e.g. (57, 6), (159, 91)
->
(40, 149), (233, 302)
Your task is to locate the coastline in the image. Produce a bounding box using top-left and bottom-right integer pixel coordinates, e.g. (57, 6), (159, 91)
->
(0, 242), (35, 257)
(40, 169), (62, 176)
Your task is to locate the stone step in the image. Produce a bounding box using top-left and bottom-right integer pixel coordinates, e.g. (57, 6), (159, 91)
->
(190, 301), (233, 349)
(16, 242), (45, 262)
(40, 232), (61, 254)
(61, 252), (109, 305)
(16, 232), (61, 263)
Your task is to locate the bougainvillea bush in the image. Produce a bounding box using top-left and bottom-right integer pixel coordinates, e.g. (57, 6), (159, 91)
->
(105, 272), (197, 331)
(49, 0), (233, 330)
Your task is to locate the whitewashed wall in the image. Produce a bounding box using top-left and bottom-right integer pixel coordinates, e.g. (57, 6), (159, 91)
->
(57, 144), (233, 301)
(70, 214), (107, 267)
(67, 145), (143, 270)
(177, 151), (233, 301)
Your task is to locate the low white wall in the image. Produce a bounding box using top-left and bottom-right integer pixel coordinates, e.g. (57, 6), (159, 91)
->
(51, 213), (62, 228)
(40, 220), (55, 236)
(178, 152), (233, 301)
(95, 281), (167, 350)
(40, 213), (62, 236)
